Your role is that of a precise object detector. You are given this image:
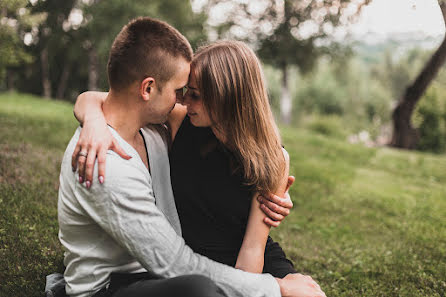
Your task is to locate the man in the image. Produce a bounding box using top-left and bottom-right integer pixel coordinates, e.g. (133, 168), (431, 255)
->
(58, 17), (325, 297)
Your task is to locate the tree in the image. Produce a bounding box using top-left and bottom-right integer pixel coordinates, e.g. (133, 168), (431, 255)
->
(391, 0), (446, 149)
(30, 0), (77, 98)
(9, 0), (207, 100)
(0, 0), (44, 90)
(201, 0), (371, 123)
(76, 0), (207, 91)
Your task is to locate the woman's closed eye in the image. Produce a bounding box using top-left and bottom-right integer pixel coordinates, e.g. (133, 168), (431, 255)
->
(186, 89), (200, 101)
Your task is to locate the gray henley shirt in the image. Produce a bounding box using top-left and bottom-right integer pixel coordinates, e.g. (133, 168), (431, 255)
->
(58, 125), (281, 297)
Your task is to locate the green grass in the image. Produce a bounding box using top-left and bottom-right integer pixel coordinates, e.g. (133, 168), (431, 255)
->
(1, 92), (445, 296)
(0, 92), (77, 296)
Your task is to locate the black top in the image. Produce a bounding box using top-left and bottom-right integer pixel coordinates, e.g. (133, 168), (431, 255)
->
(170, 116), (254, 266)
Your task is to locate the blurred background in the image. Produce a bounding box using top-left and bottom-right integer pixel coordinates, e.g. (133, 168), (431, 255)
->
(1, 1), (446, 296)
(1, 0), (446, 154)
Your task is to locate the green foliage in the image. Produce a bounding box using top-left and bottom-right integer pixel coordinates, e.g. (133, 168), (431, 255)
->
(79, 0), (207, 90)
(2, 93), (445, 296)
(304, 115), (348, 140)
(296, 62), (347, 116)
(275, 57), (393, 138)
(265, 43), (445, 151)
(5, 0), (207, 97)
(208, 0), (369, 72)
(371, 48), (430, 101)
(0, 0), (43, 83)
(413, 87), (446, 153)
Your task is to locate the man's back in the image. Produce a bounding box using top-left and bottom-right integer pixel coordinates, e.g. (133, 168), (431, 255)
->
(58, 127), (150, 296)
(59, 125), (281, 297)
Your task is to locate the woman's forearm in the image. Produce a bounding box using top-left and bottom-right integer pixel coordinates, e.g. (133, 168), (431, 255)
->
(235, 195), (269, 273)
(73, 91), (108, 125)
(236, 149), (291, 273)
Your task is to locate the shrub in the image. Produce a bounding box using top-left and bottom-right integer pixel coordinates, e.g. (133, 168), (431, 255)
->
(304, 115), (348, 140)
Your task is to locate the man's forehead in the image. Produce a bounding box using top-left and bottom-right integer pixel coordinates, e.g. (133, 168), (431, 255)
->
(176, 61), (191, 87)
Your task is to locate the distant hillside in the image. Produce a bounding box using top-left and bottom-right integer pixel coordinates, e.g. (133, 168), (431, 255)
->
(351, 32), (443, 63)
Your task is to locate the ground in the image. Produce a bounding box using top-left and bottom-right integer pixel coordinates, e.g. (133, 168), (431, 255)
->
(0, 92), (445, 296)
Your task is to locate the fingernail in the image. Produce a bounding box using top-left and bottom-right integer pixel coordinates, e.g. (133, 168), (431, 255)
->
(86, 181), (91, 189)
(99, 176), (104, 184)
(257, 196), (262, 202)
(79, 176), (83, 183)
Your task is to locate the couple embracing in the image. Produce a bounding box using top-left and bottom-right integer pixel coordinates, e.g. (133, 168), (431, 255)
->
(57, 16), (326, 297)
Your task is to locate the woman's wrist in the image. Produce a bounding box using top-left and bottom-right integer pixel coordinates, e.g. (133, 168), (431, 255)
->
(83, 112), (106, 126)
(275, 277), (287, 296)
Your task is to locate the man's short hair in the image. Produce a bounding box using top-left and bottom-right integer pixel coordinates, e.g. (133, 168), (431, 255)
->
(107, 17), (193, 91)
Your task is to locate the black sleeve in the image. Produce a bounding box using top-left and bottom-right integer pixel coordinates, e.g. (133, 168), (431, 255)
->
(262, 236), (297, 278)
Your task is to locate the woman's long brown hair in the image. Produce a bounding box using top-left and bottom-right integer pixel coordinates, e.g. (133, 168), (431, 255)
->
(192, 40), (285, 194)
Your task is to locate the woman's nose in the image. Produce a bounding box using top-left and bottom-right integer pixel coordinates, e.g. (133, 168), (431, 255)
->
(181, 94), (191, 106)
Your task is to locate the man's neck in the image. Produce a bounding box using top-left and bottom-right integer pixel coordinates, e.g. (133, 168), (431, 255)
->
(103, 90), (143, 145)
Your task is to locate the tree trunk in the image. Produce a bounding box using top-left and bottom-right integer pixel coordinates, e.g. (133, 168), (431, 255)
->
(41, 47), (52, 98)
(88, 46), (99, 91)
(391, 1), (446, 149)
(56, 62), (71, 99)
(6, 69), (14, 91)
(280, 63), (292, 124)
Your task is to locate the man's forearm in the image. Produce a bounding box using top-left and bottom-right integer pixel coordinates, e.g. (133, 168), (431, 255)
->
(73, 91), (108, 124)
(77, 151), (281, 297)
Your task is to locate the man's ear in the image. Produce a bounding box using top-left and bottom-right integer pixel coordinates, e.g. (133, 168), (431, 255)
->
(140, 77), (156, 101)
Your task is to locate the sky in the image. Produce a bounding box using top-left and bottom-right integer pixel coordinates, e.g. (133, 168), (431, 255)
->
(345, 0), (444, 37)
(192, 0), (445, 38)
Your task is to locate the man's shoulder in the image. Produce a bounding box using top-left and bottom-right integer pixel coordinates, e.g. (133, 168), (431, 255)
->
(142, 124), (169, 147)
(60, 126), (150, 190)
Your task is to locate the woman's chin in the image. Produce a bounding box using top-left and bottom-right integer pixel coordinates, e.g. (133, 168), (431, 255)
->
(189, 117), (200, 127)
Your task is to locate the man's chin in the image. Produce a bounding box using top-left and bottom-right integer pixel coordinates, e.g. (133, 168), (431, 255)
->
(145, 115), (169, 126)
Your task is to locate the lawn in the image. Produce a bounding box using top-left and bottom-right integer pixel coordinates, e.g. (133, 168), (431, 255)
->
(1, 92), (445, 297)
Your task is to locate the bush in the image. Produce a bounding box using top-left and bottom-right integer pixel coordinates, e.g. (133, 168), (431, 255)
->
(296, 62), (346, 116)
(304, 115), (348, 140)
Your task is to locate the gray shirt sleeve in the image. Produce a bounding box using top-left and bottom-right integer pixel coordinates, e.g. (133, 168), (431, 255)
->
(74, 153), (281, 297)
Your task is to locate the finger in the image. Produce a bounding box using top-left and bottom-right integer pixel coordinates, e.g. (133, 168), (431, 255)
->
(260, 203), (285, 221)
(71, 144), (82, 171)
(263, 217), (280, 228)
(285, 175), (295, 192)
(261, 193), (293, 209)
(282, 192), (294, 209)
(111, 140), (131, 160)
(258, 196), (290, 216)
(97, 148), (107, 184)
(78, 154), (87, 183)
(85, 148), (97, 187)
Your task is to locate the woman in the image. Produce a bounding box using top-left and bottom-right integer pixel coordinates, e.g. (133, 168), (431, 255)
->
(73, 41), (309, 281)
(168, 41), (294, 275)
